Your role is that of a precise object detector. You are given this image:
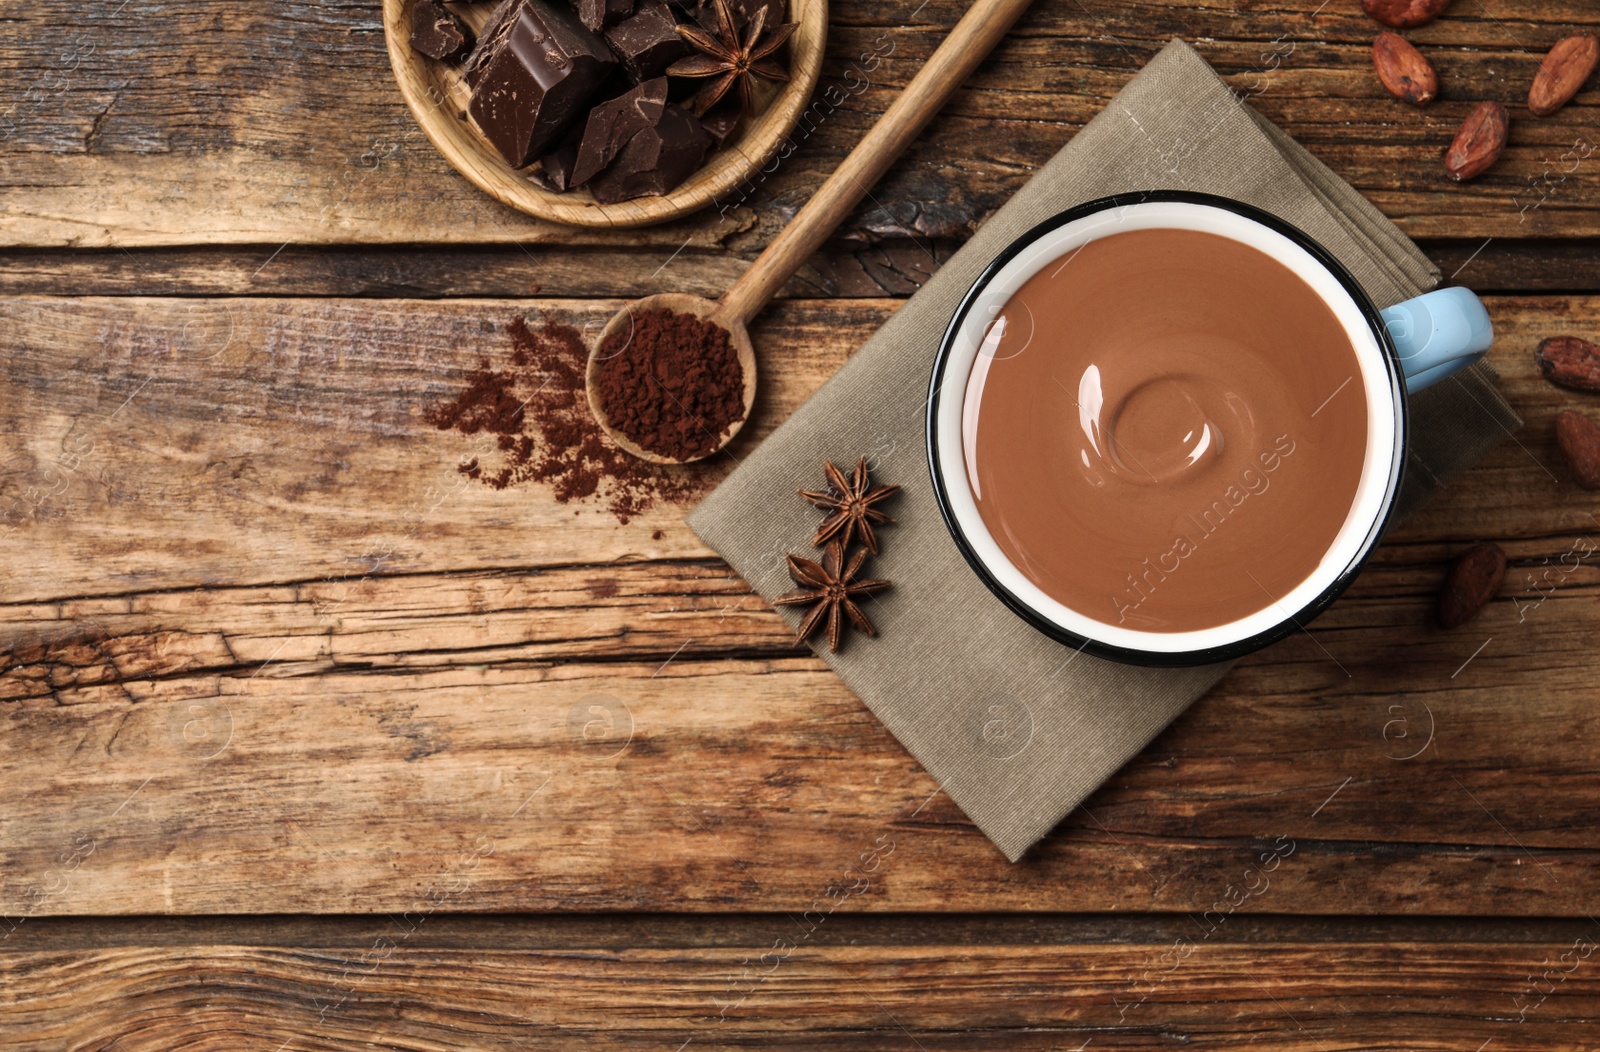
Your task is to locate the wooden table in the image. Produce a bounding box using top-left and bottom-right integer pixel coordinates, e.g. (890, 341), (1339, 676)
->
(4, 0), (1600, 1047)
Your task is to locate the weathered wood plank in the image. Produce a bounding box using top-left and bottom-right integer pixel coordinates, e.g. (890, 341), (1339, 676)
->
(0, 238), (1585, 298)
(6, 1), (1600, 247)
(0, 294), (807, 599)
(3, 595), (1600, 916)
(16, 911), (1596, 949)
(3, 937), (1599, 1050)
(3, 293), (1598, 916)
(0, 292), (1592, 601)
(0, 242), (956, 300)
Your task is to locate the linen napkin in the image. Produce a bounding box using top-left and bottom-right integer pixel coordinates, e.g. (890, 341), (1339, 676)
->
(687, 38), (1521, 861)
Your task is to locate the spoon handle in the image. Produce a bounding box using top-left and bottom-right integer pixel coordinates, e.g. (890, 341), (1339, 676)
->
(715, 0), (1037, 327)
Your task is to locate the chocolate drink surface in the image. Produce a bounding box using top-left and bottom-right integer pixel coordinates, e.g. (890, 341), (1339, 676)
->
(962, 227), (1369, 633)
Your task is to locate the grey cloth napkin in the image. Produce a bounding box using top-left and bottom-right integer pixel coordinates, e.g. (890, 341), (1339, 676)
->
(688, 38), (1521, 861)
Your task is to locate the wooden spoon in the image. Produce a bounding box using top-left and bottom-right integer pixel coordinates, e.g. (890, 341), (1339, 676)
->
(587, 0), (1038, 464)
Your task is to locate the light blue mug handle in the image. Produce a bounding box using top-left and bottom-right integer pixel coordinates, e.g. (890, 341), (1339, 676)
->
(1380, 286), (1494, 393)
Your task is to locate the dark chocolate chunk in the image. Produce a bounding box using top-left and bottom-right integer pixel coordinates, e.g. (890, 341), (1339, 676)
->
(410, 0), (475, 61)
(572, 0), (634, 32)
(571, 78), (669, 185)
(604, 0), (688, 82)
(587, 102), (711, 203)
(665, 71), (704, 105)
(532, 142), (581, 190)
(587, 66), (638, 112)
(698, 97), (741, 147)
(468, 0), (618, 168)
(463, 0), (522, 87)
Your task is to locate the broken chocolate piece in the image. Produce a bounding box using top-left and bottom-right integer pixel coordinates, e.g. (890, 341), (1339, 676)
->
(604, 0), (688, 82)
(464, 0), (522, 87)
(573, 0), (634, 32)
(468, 0), (618, 168)
(571, 78), (668, 185)
(698, 97), (741, 147)
(532, 142), (581, 190)
(587, 102), (711, 203)
(410, 0), (475, 61)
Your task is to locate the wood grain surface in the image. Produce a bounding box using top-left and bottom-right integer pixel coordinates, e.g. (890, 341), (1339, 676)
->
(7, 931), (1600, 1049)
(0, 295), (1585, 595)
(1, 294), (1597, 918)
(7, 0), (1600, 248)
(7, 0), (1600, 1044)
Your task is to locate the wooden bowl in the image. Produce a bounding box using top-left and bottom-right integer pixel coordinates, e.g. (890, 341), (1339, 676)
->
(381, 0), (828, 228)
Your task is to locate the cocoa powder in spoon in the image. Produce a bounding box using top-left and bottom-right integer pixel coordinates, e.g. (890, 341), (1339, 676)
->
(594, 308), (746, 461)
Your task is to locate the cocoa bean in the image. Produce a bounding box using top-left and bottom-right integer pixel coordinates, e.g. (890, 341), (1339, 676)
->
(1529, 33), (1599, 117)
(1556, 409), (1600, 490)
(1362, 0), (1451, 29)
(1444, 101), (1509, 182)
(1437, 541), (1506, 629)
(1373, 32), (1439, 106)
(1534, 336), (1600, 392)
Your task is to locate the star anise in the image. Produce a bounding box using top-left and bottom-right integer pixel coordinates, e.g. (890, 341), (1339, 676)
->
(800, 456), (901, 555)
(773, 540), (891, 653)
(668, 0), (795, 118)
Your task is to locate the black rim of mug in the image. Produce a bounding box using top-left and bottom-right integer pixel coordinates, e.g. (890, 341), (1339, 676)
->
(925, 189), (1410, 668)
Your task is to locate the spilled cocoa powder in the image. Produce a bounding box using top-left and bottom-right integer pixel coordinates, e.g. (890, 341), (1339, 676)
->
(425, 314), (712, 522)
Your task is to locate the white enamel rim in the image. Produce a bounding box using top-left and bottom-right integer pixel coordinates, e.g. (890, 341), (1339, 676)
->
(931, 200), (1405, 656)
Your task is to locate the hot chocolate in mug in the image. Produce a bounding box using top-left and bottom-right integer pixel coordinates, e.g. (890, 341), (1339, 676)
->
(926, 191), (1494, 667)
